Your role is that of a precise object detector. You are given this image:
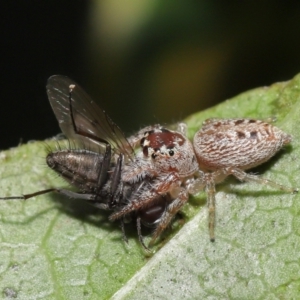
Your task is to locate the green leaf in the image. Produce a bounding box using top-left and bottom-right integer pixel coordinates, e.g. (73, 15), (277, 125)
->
(1, 74), (300, 299)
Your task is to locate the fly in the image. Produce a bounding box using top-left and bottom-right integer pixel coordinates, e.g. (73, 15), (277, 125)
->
(0, 75), (165, 250)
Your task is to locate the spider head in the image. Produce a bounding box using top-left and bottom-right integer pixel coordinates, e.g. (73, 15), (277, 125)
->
(140, 127), (198, 176)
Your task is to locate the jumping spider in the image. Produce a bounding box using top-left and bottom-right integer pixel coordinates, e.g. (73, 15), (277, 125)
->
(0, 76), (297, 250)
(111, 117), (297, 244)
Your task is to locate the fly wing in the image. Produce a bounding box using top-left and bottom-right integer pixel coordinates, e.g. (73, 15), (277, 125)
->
(46, 75), (134, 160)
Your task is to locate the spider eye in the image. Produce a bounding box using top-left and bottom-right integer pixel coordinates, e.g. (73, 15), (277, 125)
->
(169, 149), (174, 156)
(151, 153), (157, 159)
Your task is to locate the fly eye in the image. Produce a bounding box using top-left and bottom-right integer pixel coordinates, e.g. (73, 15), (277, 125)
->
(169, 149), (174, 156)
(151, 153), (157, 159)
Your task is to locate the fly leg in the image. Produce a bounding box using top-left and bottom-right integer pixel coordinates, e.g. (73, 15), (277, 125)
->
(107, 153), (124, 209)
(0, 188), (109, 210)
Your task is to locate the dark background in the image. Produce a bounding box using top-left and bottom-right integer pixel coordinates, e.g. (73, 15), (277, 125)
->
(1, 1), (300, 150)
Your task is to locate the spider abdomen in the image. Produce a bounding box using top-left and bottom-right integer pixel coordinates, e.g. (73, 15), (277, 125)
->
(193, 118), (291, 171)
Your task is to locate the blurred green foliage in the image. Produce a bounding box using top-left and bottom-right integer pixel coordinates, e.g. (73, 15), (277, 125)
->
(83, 1), (300, 135)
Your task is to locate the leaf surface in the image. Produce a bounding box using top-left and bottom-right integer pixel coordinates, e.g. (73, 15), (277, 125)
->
(1, 74), (300, 299)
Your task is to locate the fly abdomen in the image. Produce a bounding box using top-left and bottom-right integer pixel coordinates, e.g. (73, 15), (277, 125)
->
(47, 149), (108, 193)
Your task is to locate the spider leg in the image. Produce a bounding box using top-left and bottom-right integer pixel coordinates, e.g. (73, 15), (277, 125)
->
(149, 187), (188, 245)
(204, 166), (298, 242)
(227, 167), (298, 194)
(176, 122), (187, 136)
(109, 173), (180, 221)
(205, 177), (217, 242)
(186, 171), (224, 242)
